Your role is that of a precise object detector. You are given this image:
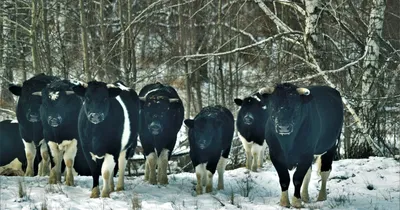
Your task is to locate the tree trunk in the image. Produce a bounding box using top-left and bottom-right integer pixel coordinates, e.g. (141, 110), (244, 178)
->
(41, 0), (52, 75)
(56, 1), (68, 79)
(31, 0), (40, 74)
(119, 0), (128, 85)
(218, 0), (225, 107)
(79, 0), (90, 81)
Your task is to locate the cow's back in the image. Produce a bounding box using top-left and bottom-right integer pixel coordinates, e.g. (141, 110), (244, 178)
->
(308, 86), (343, 153)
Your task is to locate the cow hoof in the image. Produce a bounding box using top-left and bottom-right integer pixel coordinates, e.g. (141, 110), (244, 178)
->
(90, 187), (100, 198)
(149, 178), (157, 185)
(159, 178), (169, 185)
(65, 179), (74, 186)
(317, 194), (327, 201)
(116, 186), (124, 191)
(279, 197), (290, 207)
(251, 167), (257, 172)
(206, 185), (212, 193)
(25, 170), (34, 177)
(291, 196), (303, 208)
(217, 184), (224, 190)
(101, 191), (111, 198)
(49, 172), (57, 184)
(196, 185), (203, 195)
(301, 193), (310, 203)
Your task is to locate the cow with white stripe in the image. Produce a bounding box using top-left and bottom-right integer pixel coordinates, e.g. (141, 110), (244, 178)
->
(234, 91), (268, 172)
(138, 82), (184, 185)
(8, 73), (59, 176)
(33, 79), (91, 185)
(72, 80), (140, 198)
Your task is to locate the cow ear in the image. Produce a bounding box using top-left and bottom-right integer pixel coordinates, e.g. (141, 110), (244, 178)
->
(301, 94), (313, 104)
(184, 119), (194, 128)
(234, 98), (242, 106)
(169, 100), (181, 109)
(9, 85), (22, 96)
(108, 87), (122, 98)
(72, 85), (86, 97)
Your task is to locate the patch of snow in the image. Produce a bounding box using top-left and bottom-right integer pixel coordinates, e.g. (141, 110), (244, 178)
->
(0, 157), (398, 209)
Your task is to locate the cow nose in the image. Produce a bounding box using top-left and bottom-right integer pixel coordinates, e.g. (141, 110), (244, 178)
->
(148, 122), (162, 135)
(47, 115), (62, 127)
(243, 114), (254, 125)
(88, 112), (105, 124)
(27, 109), (40, 122)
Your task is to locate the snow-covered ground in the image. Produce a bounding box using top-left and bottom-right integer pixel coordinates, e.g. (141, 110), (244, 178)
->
(0, 157), (399, 210)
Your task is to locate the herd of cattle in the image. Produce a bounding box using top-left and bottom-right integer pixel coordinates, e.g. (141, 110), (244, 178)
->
(0, 73), (344, 208)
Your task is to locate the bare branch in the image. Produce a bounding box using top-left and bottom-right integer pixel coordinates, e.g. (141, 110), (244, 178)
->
(177, 32), (301, 59)
(254, 0), (293, 33)
(275, 0), (305, 16)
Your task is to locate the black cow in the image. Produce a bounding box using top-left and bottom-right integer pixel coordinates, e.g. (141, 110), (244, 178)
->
(138, 82), (184, 185)
(9, 73), (59, 176)
(34, 79), (90, 185)
(261, 83), (343, 208)
(184, 105), (234, 195)
(72, 80), (140, 198)
(234, 92), (268, 172)
(0, 120), (39, 175)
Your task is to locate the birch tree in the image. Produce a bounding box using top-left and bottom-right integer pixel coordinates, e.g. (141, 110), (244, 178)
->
(79, 0), (90, 81)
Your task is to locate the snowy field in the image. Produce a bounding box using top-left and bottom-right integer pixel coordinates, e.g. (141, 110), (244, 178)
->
(0, 157), (399, 210)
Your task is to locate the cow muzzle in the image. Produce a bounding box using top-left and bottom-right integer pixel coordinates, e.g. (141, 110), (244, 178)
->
(243, 113), (254, 125)
(275, 123), (294, 136)
(47, 115), (62, 127)
(87, 112), (105, 124)
(26, 110), (40, 123)
(148, 122), (163, 135)
(196, 139), (211, 150)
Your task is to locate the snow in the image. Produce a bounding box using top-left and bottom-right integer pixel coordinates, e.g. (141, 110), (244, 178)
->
(1, 157), (399, 210)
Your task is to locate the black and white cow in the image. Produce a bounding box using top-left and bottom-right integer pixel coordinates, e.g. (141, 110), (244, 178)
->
(234, 92), (268, 172)
(34, 79), (90, 185)
(138, 82), (184, 185)
(184, 105), (234, 195)
(9, 73), (59, 176)
(0, 120), (39, 175)
(72, 80), (140, 198)
(261, 83), (344, 208)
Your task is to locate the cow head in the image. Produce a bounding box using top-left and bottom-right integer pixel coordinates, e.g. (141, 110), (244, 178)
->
(34, 80), (77, 128)
(261, 83), (312, 135)
(8, 73), (57, 123)
(140, 95), (181, 135)
(184, 111), (222, 150)
(234, 93), (267, 126)
(72, 81), (122, 124)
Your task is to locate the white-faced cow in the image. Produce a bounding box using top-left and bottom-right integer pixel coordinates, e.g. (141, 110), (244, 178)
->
(138, 82), (184, 185)
(33, 79), (91, 185)
(184, 105), (234, 195)
(234, 92), (268, 172)
(261, 83), (343, 208)
(72, 80), (139, 198)
(0, 120), (38, 175)
(9, 73), (59, 176)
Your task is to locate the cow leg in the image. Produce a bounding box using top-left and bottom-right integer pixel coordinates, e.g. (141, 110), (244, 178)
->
(195, 163), (206, 195)
(205, 159), (218, 193)
(90, 160), (102, 198)
(39, 140), (50, 176)
(258, 142), (267, 168)
(216, 157), (227, 190)
(48, 141), (63, 184)
(157, 149), (169, 185)
(301, 167), (312, 203)
(292, 161), (313, 208)
(116, 150), (127, 191)
(22, 140), (36, 177)
(144, 159), (149, 181)
(238, 133), (252, 170)
(251, 143), (264, 172)
(146, 152), (157, 185)
(101, 154), (115, 198)
(270, 154), (290, 207)
(63, 139), (78, 186)
(317, 148), (334, 201)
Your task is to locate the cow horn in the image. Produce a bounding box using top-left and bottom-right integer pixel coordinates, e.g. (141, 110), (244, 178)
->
(258, 87), (275, 94)
(296, 88), (310, 95)
(169, 98), (180, 103)
(139, 97), (146, 101)
(106, 84), (117, 88)
(65, 91), (75, 95)
(32, 91), (42, 96)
